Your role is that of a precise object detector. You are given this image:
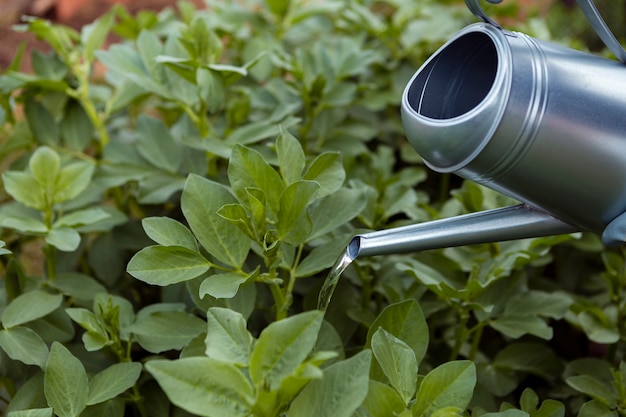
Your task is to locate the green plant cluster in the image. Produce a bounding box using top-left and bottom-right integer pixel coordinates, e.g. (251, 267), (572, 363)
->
(0, 0), (625, 416)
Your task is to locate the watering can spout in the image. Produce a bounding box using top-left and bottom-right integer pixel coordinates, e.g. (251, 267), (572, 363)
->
(350, 205), (579, 258)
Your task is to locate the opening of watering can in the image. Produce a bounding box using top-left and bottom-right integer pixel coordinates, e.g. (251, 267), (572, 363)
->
(406, 32), (498, 120)
(401, 24), (512, 174)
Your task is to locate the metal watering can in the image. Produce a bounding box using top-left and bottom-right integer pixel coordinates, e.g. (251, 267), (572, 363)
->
(349, 0), (626, 258)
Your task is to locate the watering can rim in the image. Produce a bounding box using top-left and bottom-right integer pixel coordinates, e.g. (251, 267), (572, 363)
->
(400, 22), (514, 173)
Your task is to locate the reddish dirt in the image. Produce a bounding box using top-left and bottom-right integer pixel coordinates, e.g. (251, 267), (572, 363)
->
(0, 0), (203, 72)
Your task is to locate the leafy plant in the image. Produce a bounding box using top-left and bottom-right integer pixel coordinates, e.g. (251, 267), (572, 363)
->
(0, 0), (624, 416)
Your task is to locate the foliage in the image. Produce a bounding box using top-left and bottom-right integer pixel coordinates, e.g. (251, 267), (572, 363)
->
(0, 0), (625, 416)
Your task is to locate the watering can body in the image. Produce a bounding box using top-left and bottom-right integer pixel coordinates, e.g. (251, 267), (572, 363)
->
(351, 18), (626, 258)
(403, 22), (626, 236)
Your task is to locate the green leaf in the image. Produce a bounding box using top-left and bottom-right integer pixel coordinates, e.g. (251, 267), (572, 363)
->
(2, 290), (63, 328)
(65, 308), (106, 335)
(45, 227), (81, 252)
(250, 311), (323, 391)
(228, 144), (284, 215)
(287, 350), (371, 417)
(61, 100), (93, 151)
(205, 307), (253, 366)
(371, 328), (418, 404)
(411, 361), (476, 417)
(95, 44), (147, 79)
(520, 388), (538, 412)
(0, 240), (12, 256)
(398, 259), (464, 300)
(323, 82), (356, 107)
(1, 214), (48, 234)
(533, 399), (565, 417)
(577, 310), (620, 344)
(296, 235), (352, 277)
(32, 50), (68, 80)
(137, 30), (164, 79)
(181, 175), (250, 267)
(130, 310), (205, 353)
(45, 342), (89, 417)
(81, 9), (115, 61)
(566, 375), (618, 408)
(366, 300), (429, 368)
(26, 308), (75, 344)
(226, 120), (284, 146)
(197, 67), (226, 113)
(127, 245), (210, 286)
(357, 380), (407, 417)
(146, 357), (254, 417)
(246, 188), (267, 239)
(81, 399), (125, 417)
(6, 372), (47, 414)
(141, 217), (198, 251)
(0, 327), (49, 368)
(53, 208), (111, 229)
(30, 146), (60, 190)
(136, 170), (186, 204)
(217, 203), (256, 241)
(65, 308), (109, 351)
(24, 100), (59, 146)
(8, 409), (54, 417)
(265, 0), (291, 16)
(136, 115), (182, 173)
(54, 160), (95, 204)
(199, 271), (250, 299)
(276, 130), (305, 185)
(577, 400), (617, 417)
(277, 180), (319, 244)
(303, 152), (344, 198)
(2, 172), (45, 210)
(208, 63), (249, 76)
(87, 362), (142, 406)
(20, 17), (78, 59)
(308, 187), (367, 240)
(493, 343), (562, 380)
(503, 291), (572, 319)
(490, 316), (553, 340)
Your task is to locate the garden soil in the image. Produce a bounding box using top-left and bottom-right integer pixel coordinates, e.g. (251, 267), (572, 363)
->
(0, 0), (204, 72)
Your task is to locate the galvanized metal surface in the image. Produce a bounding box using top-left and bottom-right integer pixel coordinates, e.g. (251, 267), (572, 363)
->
(353, 204), (578, 258)
(352, 11), (626, 258)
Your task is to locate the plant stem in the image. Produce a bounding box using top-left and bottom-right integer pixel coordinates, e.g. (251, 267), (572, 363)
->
(609, 247), (626, 364)
(81, 95), (110, 150)
(68, 67), (110, 154)
(450, 308), (469, 361)
(469, 323), (485, 361)
(131, 384), (148, 417)
(43, 244), (57, 281)
(286, 244), (304, 296)
(438, 173), (451, 204)
(269, 282), (287, 321)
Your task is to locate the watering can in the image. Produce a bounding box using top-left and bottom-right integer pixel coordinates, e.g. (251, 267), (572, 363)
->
(349, 0), (626, 259)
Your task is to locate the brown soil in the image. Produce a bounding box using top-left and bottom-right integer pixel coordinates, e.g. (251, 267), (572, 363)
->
(0, 0), (204, 72)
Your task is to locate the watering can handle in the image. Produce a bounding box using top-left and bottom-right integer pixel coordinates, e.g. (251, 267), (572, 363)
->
(576, 0), (626, 63)
(466, 0), (626, 63)
(464, 0), (503, 28)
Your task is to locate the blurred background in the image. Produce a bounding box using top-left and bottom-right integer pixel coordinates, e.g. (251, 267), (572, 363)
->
(0, 0), (624, 71)
(0, 0), (205, 70)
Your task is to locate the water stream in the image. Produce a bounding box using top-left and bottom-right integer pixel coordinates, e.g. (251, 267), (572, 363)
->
(317, 238), (359, 312)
